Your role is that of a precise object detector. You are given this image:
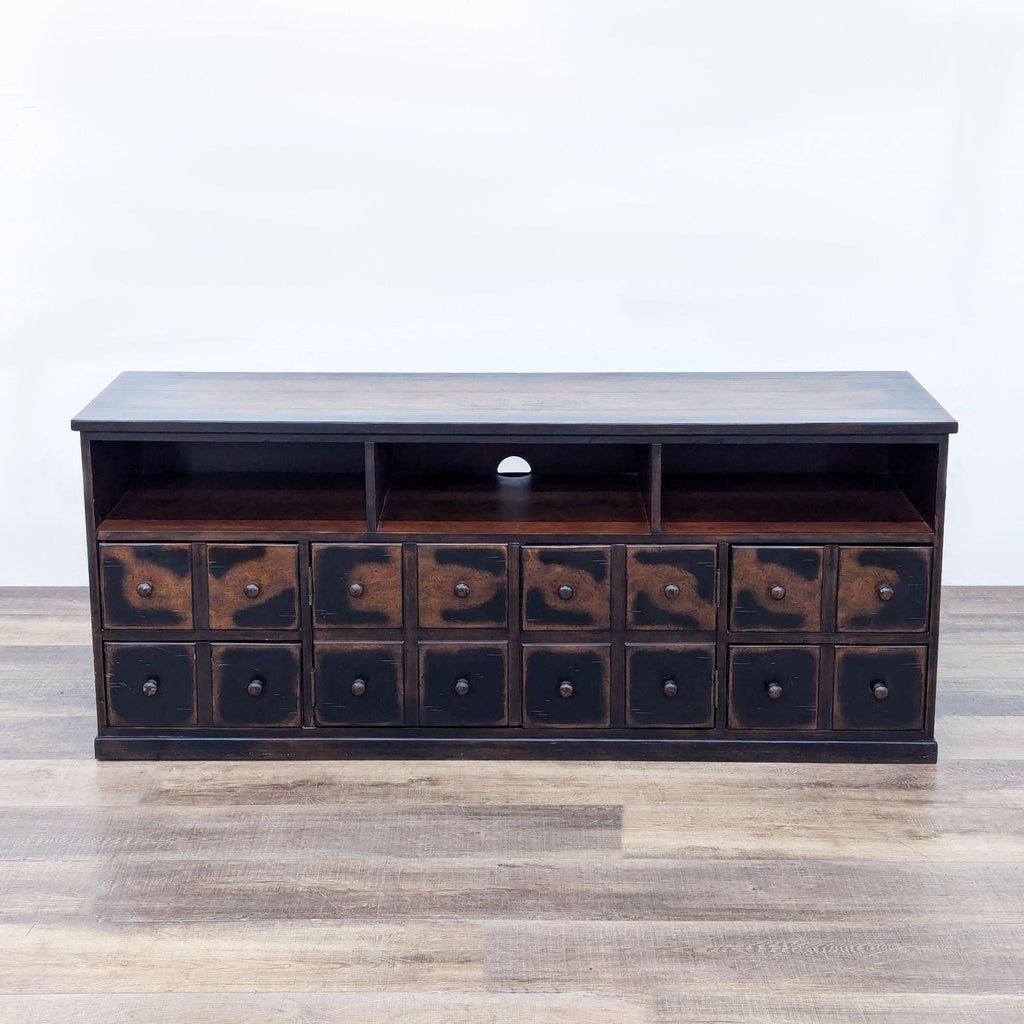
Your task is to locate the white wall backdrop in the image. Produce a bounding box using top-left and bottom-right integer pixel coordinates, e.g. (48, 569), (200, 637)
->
(1, 0), (1021, 585)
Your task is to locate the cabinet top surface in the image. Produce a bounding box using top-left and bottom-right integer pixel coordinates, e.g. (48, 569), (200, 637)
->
(72, 371), (957, 436)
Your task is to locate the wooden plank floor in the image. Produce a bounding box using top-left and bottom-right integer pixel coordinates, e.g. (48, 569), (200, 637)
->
(0, 586), (1022, 1023)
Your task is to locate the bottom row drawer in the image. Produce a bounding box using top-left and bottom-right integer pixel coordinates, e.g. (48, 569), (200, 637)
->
(104, 642), (927, 732)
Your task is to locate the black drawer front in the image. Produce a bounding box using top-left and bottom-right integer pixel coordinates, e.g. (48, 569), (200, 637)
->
(315, 643), (404, 726)
(523, 645), (611, 727)
(105, 643), (196, 728)
(626, 644), (715, 728)
(212, 644), (301, 727)
(837, 547), (932, 633)
(834, 646), (926, 730)
(419, 643), (508, 726)
(312, 544), (403, 628)
(521, 546), (611, 630)
(728, 645), (819, 730)
(730, 546), (823, 632)
(100, 544), (193, 629)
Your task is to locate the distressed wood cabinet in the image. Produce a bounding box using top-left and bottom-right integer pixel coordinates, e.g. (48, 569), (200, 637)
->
(72, 371), (956, 762)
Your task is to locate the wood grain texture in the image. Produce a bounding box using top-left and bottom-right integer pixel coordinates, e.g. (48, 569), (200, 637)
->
(1, 586), (1023, 1023)
(71, 371), (959, 434)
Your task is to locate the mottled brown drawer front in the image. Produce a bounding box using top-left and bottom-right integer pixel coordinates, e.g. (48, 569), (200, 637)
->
(728, 645), (819, 730)
(730, 546), (823, 632)
(419, 642), (508, 726)
(208, 545), (299, 630)
(212, 643), (301, 727)
(418, 545), (507, 628)
(315, 643), (403, 726)
(522, 546), (611, 630)
(100, 544), (193, 629)
(313, 544), (403, 629)
(834, 646), (926, 730)
(626, 644), (715, 728)
(626, 545), (716, 630)
(523, 645), (611, 727)
(105, 643), (196, 728)
(837, 547), (932, 633)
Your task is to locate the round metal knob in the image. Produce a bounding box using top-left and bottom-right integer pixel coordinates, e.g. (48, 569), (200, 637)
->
(769, 584), (786, 601)
(136, 581), (154, 598)
(454, 678), (471, 696)
(348, 582), (364, 599)
(663, 679), (679, 698)
(454, 581), (471, 599)
(351, 678), (367, 696)
(558, 680), (574, 698)
(766, 681), (784, 700)
(871, 680), (889, 701)
(141, 678), (159, 697)
(557, 584), (574, 601)
(247, 679), (264, 697)
(664, 583), (680, 599)
(243, 582), (261, 600)
(877, 583), (895, 602)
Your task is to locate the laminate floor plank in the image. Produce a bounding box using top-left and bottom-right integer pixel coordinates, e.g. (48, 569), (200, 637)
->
(0, 585), (1021, 1024)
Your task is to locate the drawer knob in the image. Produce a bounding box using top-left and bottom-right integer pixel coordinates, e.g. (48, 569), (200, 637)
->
(247, 679), (264, 697)
(769, 584), (786, 601)
(877, 583), (895, 602)
(664, 583), (680, 599)
(454, 678), (471, 696)
(766, 681), (784, 700)
(136, 581), (154, 598)
(558, 680), (574, 698)
(454, 581), (471, 599)
(871, 680), (889, 700)
(243, 582), (261, 600)
(141, 678), (159, 697)
(348, 582), (365, 599)
(558, 584), (575, 601)
(663, 679), (678, 698)
(351, 678), (367, 696)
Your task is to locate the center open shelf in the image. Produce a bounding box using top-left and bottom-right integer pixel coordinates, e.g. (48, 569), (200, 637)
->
(375, 442), (652, 534)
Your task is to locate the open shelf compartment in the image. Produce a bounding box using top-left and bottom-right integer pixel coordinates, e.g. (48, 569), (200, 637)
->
(375, 442), (653, 534)
(660, 442), (938, 535)
(92, 440), (367, 536)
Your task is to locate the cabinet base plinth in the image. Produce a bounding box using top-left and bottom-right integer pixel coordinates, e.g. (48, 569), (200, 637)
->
(95, 734), (937, 764)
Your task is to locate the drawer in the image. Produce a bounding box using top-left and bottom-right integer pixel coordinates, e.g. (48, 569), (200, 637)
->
(833, 646), (926, 730)
(211, 643), (301, 727)
(837, 547), (932, 633)
(626, 545), (716, 630)
(419, 642), (507, 726)
(728, 645), (819, 730)
(625, 644), (715, 728)
(730, 546), (823, 632)
(418, 545), (507, 628)
(100, 544), (193, 629)
(105, 643), (196, 727)
(208, 545), (299, 630)
(315, 642), (403, 726)
(522, 546), (611, 630)
(313, 544), (403, 629)
(523, 644), (610, 727)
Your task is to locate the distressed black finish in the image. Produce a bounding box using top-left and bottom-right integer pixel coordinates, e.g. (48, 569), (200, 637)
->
(419, 642), (508, 726)
(833, 645), (926, 730)
(74, 371), (955, 762)
(314, 643), (404, 725)
(728, 645), (820, 730)
(837, 546), (932, 632)
(212, 644), (301, 727)
(625, 644), (715, 727)
(105, 643), (196, 727)
(523, 645), (611, 727)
